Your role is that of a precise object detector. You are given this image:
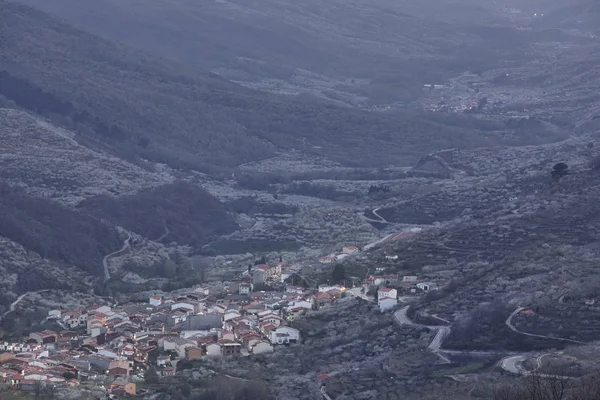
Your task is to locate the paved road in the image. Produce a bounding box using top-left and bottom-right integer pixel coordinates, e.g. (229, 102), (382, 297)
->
(103, 233), (132, 282)
(499, 355), (527, 374)
(394, 306), (451, 363)
(506, 307), (584, 344)
(155, 224), (170, 242)
(371, 207), (388, 223)
(320, 386), (333, 400)
(363, 233), (395, 251)
(346, 287), (375, 302)
(1, 290), (50, 321)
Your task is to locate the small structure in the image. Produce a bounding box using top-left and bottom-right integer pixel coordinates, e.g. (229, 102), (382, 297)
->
(416, 282), (437, 292)
(30, 331), (57, 345)
(377, 288), (397, 300)
(269, 327), (300, 345)
(108, 360), (130, 376)
(110, 380), (136, 396)
(149, 296), (163, 307)
(378, 297), (398, 312)
(251, 341), (273, 354)
(239, 283), (252, 295)
(253, 268), (266, 284)
(342, 246), (360, 255)
(185, 347), (203, 360)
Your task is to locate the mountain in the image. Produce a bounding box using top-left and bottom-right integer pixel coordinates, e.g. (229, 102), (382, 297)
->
(0, 0), (543, 175)
(11, 0), (538, 106)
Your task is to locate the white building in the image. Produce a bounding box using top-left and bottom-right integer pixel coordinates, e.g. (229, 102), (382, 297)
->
(239, 283), (252, 295)
(195, 286), (210, 296)
(269, 327), (300, 345)
(149, 296), (163, 307)
(377, 288), (397, 300)
(417, 282), (437, 291)
(205, 343), (222, 357)
(251, 341), (274, 354)
(378, 297), (398, 312)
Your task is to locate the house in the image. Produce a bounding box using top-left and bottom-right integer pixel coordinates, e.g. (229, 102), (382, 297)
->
(110, 380), (136, 396)
(241, 333), (262, 351)
(171, 302), (196, 313)
(402, 276), (418, 283)
(585, 299), (596, 306)
(89, 305), (112, 315)
(223, 311), (242, 322)
(219, 340), (242, 356)
(149, 296), (163, 307)
(318, 255), (336, 264)
(285, 286), (305, 295)
(239, 283), (252, 295)
(47, 310), (61, 320)
(185, 347), (203, 360)
(342, 246), (359, 255)
(385, 255), (398, 260)
(195, 286), (210, 296)
(368, 275), (398, 286)
(0, 353), (15, 363)
(318, 284), (344, 293)
(108, 360), (130, 376)
(251, 341), (273, 354)
(260, 315), (283, 327)
(30, 331), (57, 345)
(377, 288), (397, 300)
(156, 355), (171, 367)
(62, 310), (88, 329)
(378, 297), (398, 312)
(416, 282), (437, 292)
(253, 268), (266, 284)
(315, 292), (334, 307)
(269, 327), (300, 345)
(205, 343), (222, 357)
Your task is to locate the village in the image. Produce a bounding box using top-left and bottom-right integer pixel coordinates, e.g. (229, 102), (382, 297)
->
(0, 243), (445, 398)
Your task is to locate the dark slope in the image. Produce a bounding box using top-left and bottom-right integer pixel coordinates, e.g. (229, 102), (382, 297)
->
(0, 183), (121, 276)
(78, 182), (238, 248)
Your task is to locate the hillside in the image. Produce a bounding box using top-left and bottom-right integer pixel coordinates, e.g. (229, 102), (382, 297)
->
(11, 0), (508, 105)
(0, 108), (173, 205)
(78, 181), (239, 248)
(0, 182), (122, 276)
(0, 0), (564, 176)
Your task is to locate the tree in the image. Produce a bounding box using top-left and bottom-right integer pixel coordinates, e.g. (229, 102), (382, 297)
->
(159, 260), (177, 279)
(62, 372), (76, 381)
(145, 367), (159, 384)
(331, 264), (345, 284)
(551, 163), (569, 181)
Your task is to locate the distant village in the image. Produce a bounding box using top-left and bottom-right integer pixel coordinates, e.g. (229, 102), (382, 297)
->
(0, 242), (446, 397)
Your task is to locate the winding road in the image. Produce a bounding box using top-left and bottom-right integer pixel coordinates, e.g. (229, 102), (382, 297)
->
(103, 233), (132, 282)
(1, 290), (50, 321)
(394, 306), (451, 363)
(506, 307), (584, 344)
(361, 206), (390, 225)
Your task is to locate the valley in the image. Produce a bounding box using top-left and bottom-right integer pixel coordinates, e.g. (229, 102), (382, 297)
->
(1, 0), (600, 399)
